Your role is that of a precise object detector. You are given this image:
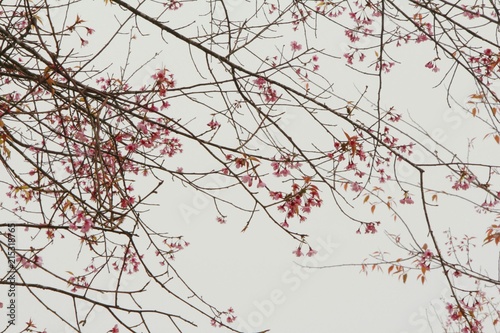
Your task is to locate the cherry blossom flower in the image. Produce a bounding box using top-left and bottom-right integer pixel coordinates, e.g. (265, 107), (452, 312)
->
(207, 119), (220, 130)
(109, 324), (119, 333)
(350, 182), (363, 192)
(364, 222), (378, 234)
(425, 60), (440, 72)
(306, 247), (318, 257)
(291, 41), (302, 51)
(292, 247), (303, 257)
(165, 0), (182, 10)
(399, 192), (414, 204)
(241, 174), (253, 186)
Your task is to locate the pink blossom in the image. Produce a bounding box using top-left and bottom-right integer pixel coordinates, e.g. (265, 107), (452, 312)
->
(166, 0), (182, 10)
(109, 324), (119, 333)
(161, 100), (170, 110)
(350, 182), (363, 192)
(254, 77), (267, 89)
(241, 174), (253, 186)
(344, 52), (354, 65)
(207, 119), (220, 130)
(126, 143), (138, 153)
(399, 196), (414, 204)
(81, 218), (93, 233)
(292, 247), (303, 257)
(270, 191), (283, 200)
(365, 222), (377, 234)
(33, 255), (43, 267)
(415, 34), (428, 43)
(291, 41), (302, 51)
(306, 248), (318, 257)
(137, 121), (148, 134)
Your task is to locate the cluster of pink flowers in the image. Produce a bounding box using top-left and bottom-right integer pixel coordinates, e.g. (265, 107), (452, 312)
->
(343, 50), (366, 65)
(268, 3), (278, 14)
(386, 108), (402, 122)
(414, 21), (432, 43)
(223, 154), (265, 188)
(254, 77), (279, 103)
(468, 48), (499, 82)
(356, 221), (380, 234)
(399, 192), (414, 205)
(449, 168), (477, 191)
(241, 173), (266, 188)
(461, 4), (482, 19)
(17, 253), (43, 269)
(291, 8), (311, 31)
(479, 191), (500, 211)
(65, 14), (94, 47)
(445, 301), (484, 333)
(315, 3), (346, 18)
(113, 247), (142, 274)
(292, 245), (317, 257)
(425, 59), (440, 72)
(155, 237), (190, 261)
(152, 68), (175, 97)
(270, 180), (322, 224)
(67, 274), (89, 293)
(271, 155), (302, 177)
(375, 60), (395, 73)
(417, 248), (433, 271)
(69, 210), (94, 234)
(210, 307), (237, 326)
(164, 0), (182, 10)
(290, 41), (302, 52)
(350, 181), (363, 192)
(207, 118), (221, 130)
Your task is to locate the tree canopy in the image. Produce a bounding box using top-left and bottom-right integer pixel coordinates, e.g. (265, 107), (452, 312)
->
(1, 0), (500, 332)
